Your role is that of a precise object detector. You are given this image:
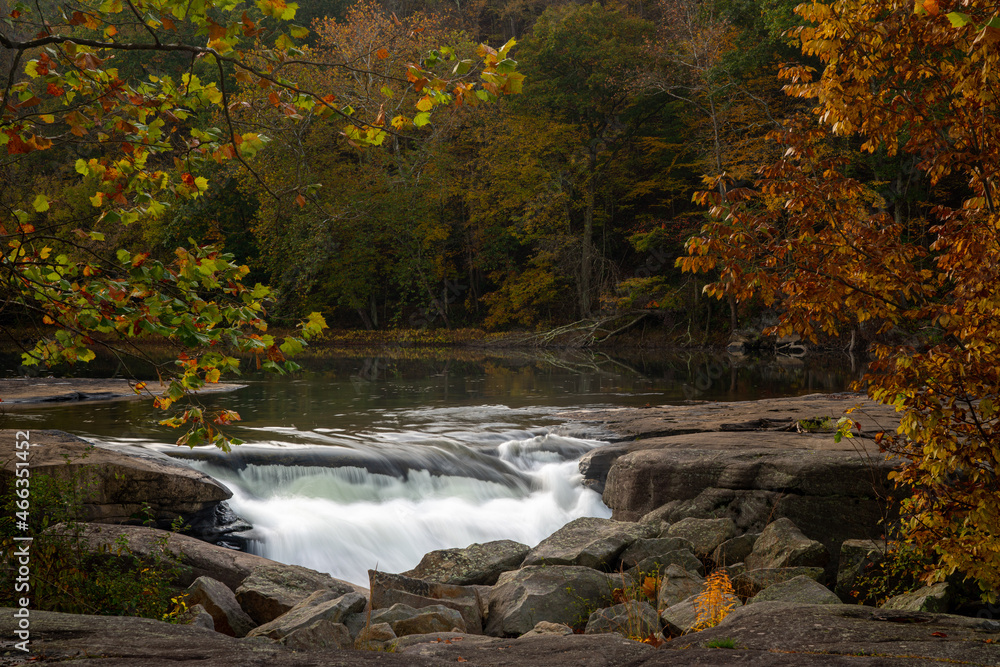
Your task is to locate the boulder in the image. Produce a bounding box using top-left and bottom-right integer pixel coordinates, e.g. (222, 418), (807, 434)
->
(629, 549), (704, 578)
(403, 540), (530, 585)
(637, 505), (674, 534)
(522, 517), (656, 570)
(0, 430), (235, 534)
(712, 533), (759, 567)
(661, 593), (741, 636)
(236, 566), (362, 626)
(369, 570), (482, 634)
(618, 537), (695, 570)
(486, 565), (615, 637)
(749, 575), (841, 605)
(281, 619), (353, 650)
(835, 539), (888, 602)
(585, 601), (660, 638)
(745, 518), (829, 571)
(882, 583), (951, 613)
(665, 517), (737, 557)
(66, 523), (365, 601)
(182, 603), (216, 631)
(519, 621), (574, 637)
(657, 564), (705, 610)
(185, 576), (257, 637)
(732, 567), (825, 599)
(246, 590), (367, 640)
(355, 622), (397, 650)
(373, 603), (466, 636)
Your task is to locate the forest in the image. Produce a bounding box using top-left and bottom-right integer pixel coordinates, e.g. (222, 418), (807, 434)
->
(0, 0), (810, 341)
(3, 0), (1000, 602)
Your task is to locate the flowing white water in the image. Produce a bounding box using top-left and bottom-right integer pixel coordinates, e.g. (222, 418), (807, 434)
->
(134, 405), (614, 586)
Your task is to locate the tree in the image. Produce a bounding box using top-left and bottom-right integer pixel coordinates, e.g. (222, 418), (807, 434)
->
(0, 0), (519, 446)
(680, 0), (1000, 599)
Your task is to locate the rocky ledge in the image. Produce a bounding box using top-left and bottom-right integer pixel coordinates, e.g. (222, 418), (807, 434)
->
(563, 393), (902, 577)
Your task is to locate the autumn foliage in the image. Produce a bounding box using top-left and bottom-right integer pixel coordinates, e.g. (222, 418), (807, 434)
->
(680, 0), (1000, 599)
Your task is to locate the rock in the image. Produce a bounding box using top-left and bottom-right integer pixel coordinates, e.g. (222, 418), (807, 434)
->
(0, 429), (231, 529)
(745, 518), (829, 571)
(246, 591), (367, 640)
(520, 621), (574, 637)
(237, 566), (363, 626)
(369, 570), (482, 634)
(665, 517), (737, 557)
(66, 523), (365, 600)
(185, 576), (257, 637)
(393, 632), (492, 649)
(522, 517), (656, 570)
(401, 632), (656, 665)
(579, 395), (903, 577)
(836, 539), (888, 602)
(281, 619), (353, 650)
(712, 533), (759, 567)
(578, 445), (628, 495)
(749, 575), (841, 605)
(182, 603), (216, 631)
(665, 601), (1000, 665)
(403, 540), (529, 585)
(637, 505), (674, 533)
(486, 565), (615, 637)
(372, 603), (467, 636)
(618, 537), (695, 570)
(585, 601), (660, 638)
(657, 564), (705, 610)
(882, 583), (951, 613)
(661, 593), (742, 636)
(629, 549), (704, 578)
(732, 567), (825, 598)
(355, 621), (397, 650)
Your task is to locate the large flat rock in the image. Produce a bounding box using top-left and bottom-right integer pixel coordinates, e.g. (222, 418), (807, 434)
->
(0, 377), (242, 406)
(567, 395), (902, 573)
(0, 430), (230, 525)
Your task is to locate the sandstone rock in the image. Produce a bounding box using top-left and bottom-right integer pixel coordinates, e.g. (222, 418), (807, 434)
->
(637, 505), (674, 533)
(522, 517), (656, 570)
(403, 540), (529, 585)
(618, 537), (695, 570)
(186, 576), (257, 637)
(246, 590), (367, 640)
(0, 429), (230, 528)
(182, 603), (216, 631)
(661, 593), (741, 636)
(237, 570), (362, 626)
(373, 603), (466, 636)
(665, 517), (737, 557)
(281, 619), (353, 650)
(519, 621), (574, 637)
(355, 621), (397, 650)
(836, 539), (888, 602)
(369, 570), (482, 634)
(657, 564), (705, 610)
(486, 565), (615, 637)
(745, 518), (829, 571)
(732, 567), (825, 598)
(712, 533), (759, 567)
(749, 575), (841, 605)
(629, 549), (704, 579)
(585, 601), (660, 638)
(883, 583), (950, 613)
(67, 523), (365, 601)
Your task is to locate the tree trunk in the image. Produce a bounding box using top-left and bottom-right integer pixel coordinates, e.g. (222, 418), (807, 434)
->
(580, 142), (597, 318)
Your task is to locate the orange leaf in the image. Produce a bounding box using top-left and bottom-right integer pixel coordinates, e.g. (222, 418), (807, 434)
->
(376, 48), (389, 59)
(295, 194), (306, 207)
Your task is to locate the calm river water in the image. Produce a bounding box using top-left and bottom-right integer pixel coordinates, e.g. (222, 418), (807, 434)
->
(2, 348), (859, 585)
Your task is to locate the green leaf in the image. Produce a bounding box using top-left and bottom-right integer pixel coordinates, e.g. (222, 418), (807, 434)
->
(947, 12), (972, 27)
(413, 112), (431, 128)
(32, 195), (49, 212)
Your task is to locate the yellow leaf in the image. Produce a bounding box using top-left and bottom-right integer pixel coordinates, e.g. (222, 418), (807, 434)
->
(90, 192), (103, 207)
(205, 368), (221, 383)
(39, 247), (51, 259)
(416, 96), (433, 112)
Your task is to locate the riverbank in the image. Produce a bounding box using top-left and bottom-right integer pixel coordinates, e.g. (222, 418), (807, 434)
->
(0, 377), (244, 407)
(2, 402), (997, 665)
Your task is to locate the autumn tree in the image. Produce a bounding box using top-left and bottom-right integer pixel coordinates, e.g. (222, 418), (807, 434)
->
(681, 0), (1000, 599)
(0, 0), (519, 445)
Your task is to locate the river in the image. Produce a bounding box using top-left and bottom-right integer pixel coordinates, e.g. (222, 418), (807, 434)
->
(2, 348), (859, 586)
